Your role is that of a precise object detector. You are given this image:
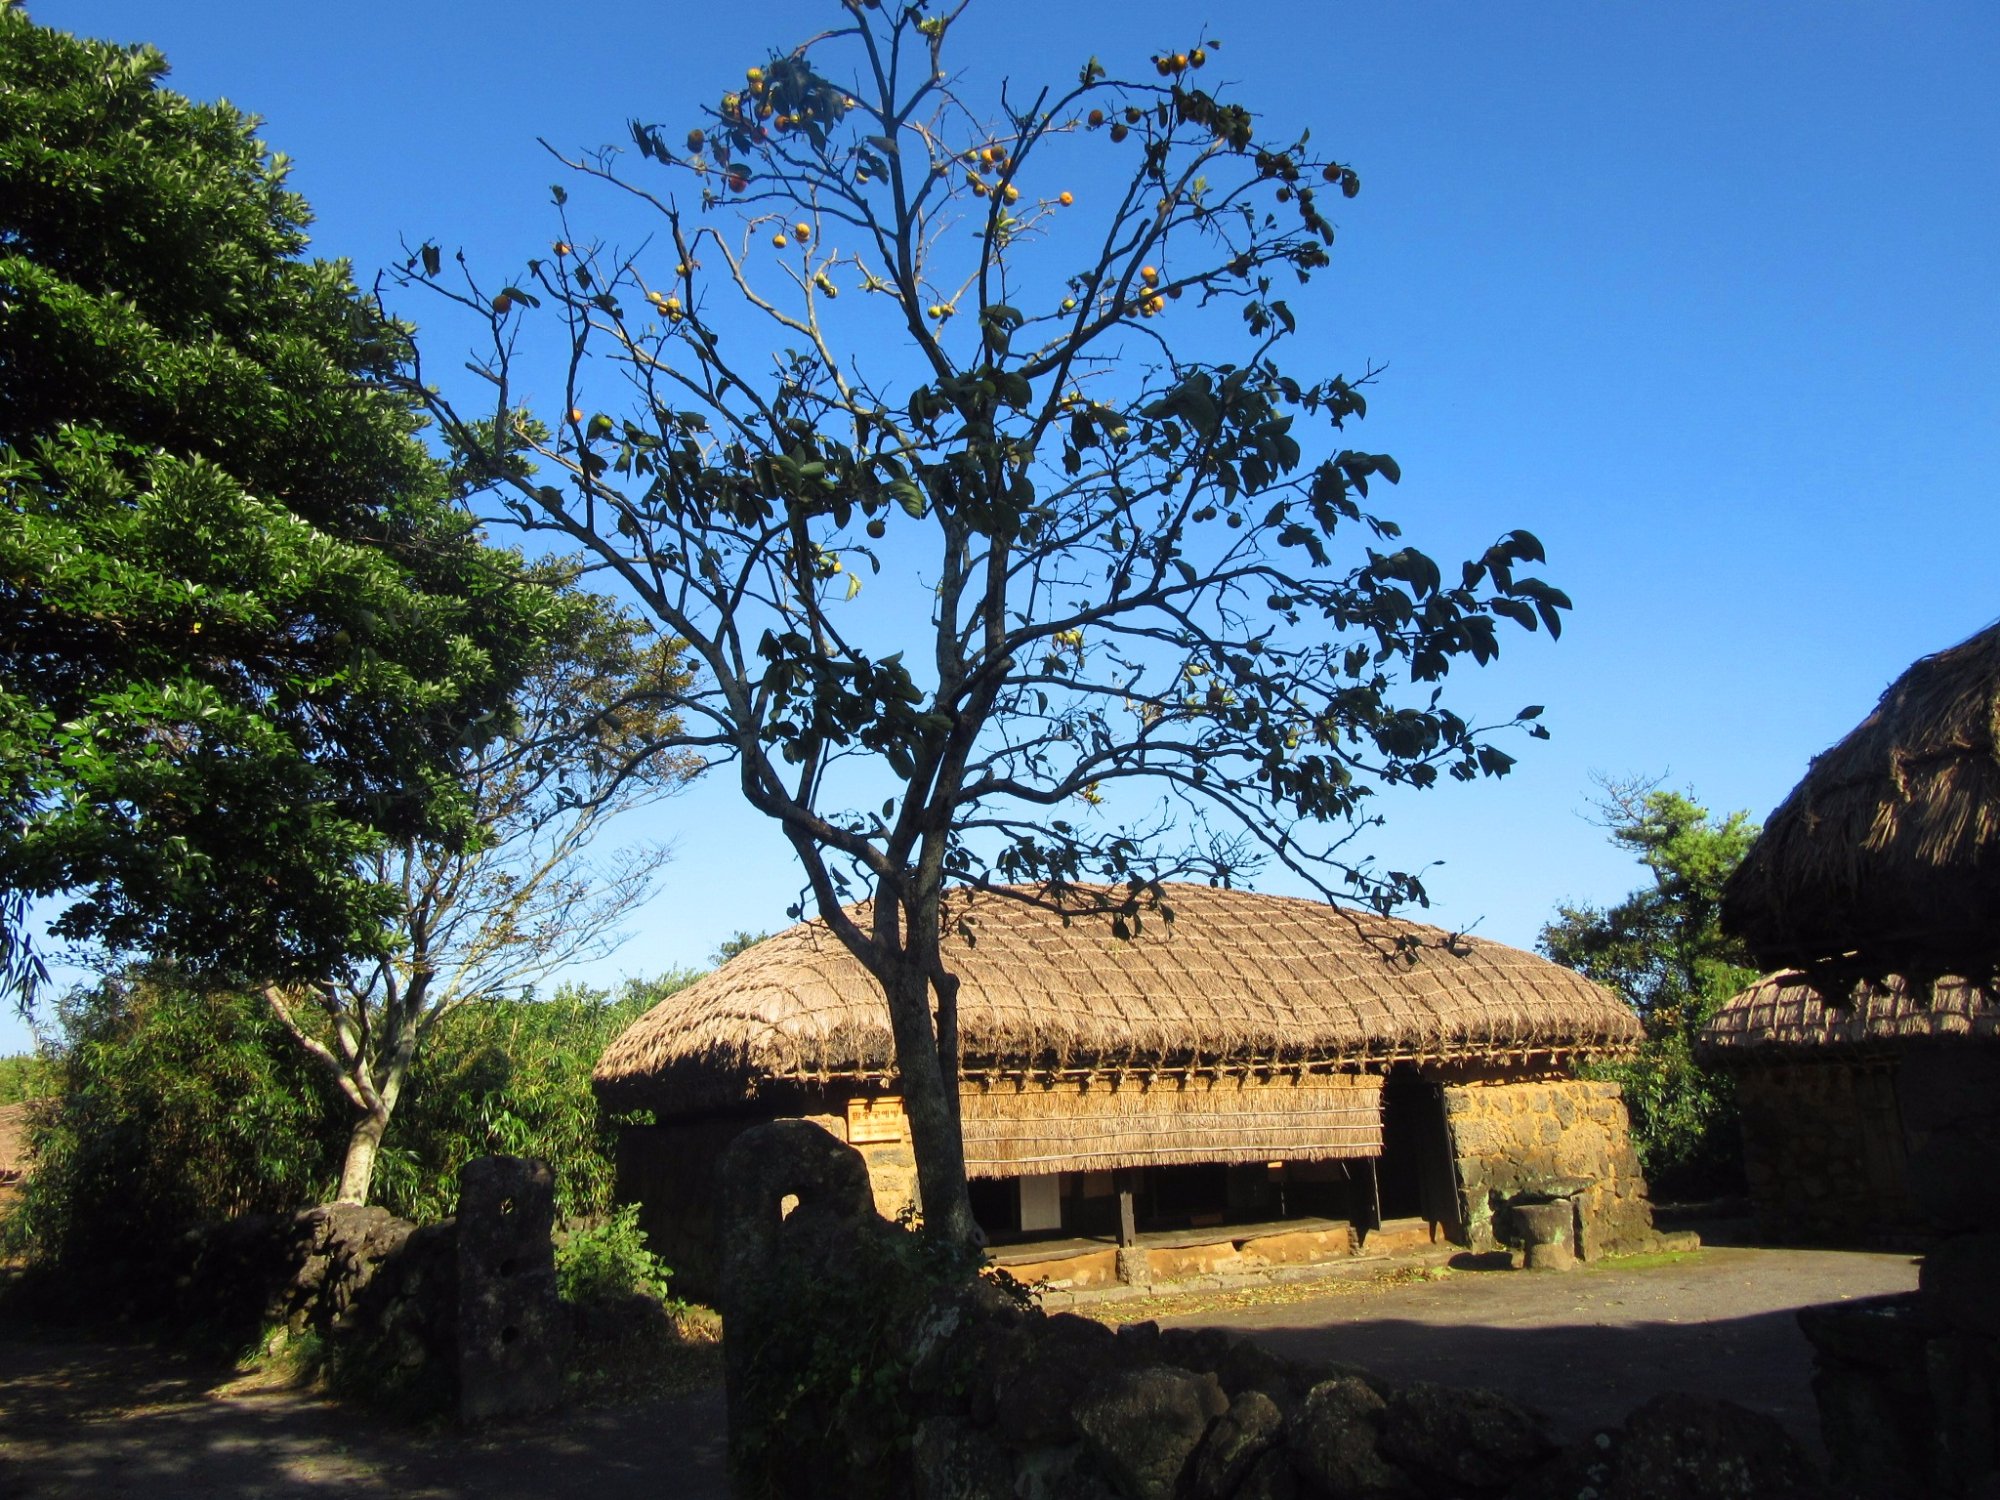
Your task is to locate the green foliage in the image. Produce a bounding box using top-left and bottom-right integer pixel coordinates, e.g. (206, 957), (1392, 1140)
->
(0, 1051), (49, 1104)
(292, 559), (699, 1207)
(361, 975), (695, 1224)
(0, 6), (550, 997)
(556, 1203), (675, 1305)
(2, 969), (343, 1265)
(3, 967), (694, 1269)
(711, 930), (770, 966)
(1540, 783), (1762, 1195)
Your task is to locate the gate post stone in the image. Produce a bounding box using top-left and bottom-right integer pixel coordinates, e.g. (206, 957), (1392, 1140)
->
(456, 1154), (567, 1422)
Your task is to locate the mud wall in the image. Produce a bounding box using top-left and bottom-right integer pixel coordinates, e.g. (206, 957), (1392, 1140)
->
(616, 1106), (916, 1305)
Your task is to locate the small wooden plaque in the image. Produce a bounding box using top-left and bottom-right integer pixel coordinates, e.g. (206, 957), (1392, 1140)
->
(846, 1095), (907, 1145)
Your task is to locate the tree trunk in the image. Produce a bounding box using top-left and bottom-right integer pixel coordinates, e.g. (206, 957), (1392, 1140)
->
(336, 1106), (390, 1204)
(880, 958), (979, 1247)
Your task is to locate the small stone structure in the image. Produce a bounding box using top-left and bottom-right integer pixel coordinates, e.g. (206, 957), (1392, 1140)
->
(176, 1201), (458, 1402)
(717, 1120), (1822, 1500)
(164, 1155), (573, 1421)
(456, 1154), (567, 1423)
(1441, 1076), (1657, 1260)
(1700, 974), (2000, 1244)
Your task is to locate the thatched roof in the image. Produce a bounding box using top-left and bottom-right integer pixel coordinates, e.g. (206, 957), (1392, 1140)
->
(595, 883), (1639, 1117)
(0, 1101), (31, 1185)
(1699, 972), (2000, 1058)
(1721, 620), (2000, 995)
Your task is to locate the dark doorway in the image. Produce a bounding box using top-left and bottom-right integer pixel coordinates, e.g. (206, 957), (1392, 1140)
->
(1141, 1163), (1230, 1230)
(1377, 1064), (1461, 1235)
(967, 1176), (1019, 1240)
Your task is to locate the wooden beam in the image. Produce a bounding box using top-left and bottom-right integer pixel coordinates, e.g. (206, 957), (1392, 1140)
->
(1115, 1169), (1139, 1247)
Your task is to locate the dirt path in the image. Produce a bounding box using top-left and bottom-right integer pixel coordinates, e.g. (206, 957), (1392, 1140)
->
(1139, 1244), (1921, 1452)
(0, 1244), (1919, 1495)
(0, 1337), (730, 1499)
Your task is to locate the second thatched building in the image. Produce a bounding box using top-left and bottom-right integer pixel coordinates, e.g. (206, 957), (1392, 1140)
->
(596, 884), (1664, 1295)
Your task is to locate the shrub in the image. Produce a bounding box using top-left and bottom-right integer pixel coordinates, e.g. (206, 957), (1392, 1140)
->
(368, 973), (696, 1223)
(0, 1053), (50, 1104)
(556, 1203), (674, 1306)
(2, 968), (342, 1269)
(3, 969), (697, 1278)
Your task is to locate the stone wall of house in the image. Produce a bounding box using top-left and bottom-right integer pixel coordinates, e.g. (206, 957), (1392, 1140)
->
(1897, 1048), (2000, 1235)
(1733, 1048), (2000, 1244)
(1441, 1077), (1657, 1258)
(617, 1116), (762, 1304)
(1733, 1060), (1914, 1243)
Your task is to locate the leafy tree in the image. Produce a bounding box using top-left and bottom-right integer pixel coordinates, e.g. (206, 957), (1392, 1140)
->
(3, 970), (691, 1267)
(370, 974), (698, 1223)
(261, 572), (701, 1204)
(0, 5), (550, 1001)
(405, 3), (1569, 1244)
(0, 1051), (50, 1105)
(711, 929), (772, 966)
(1539, 780), (1761, 1194)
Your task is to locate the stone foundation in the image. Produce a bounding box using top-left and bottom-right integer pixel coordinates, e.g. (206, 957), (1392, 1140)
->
(1442, 1077), (1659, 1258)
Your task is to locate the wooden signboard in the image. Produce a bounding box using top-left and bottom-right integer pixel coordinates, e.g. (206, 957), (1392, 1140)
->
(845, 1095), (907, 1145)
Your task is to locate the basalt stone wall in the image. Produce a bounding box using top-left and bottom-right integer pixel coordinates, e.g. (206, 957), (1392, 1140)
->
(1733, 1062), (1915, 1244)
(718, 1120), (1824, 1500)
(1441, 1078), (1658, 1258)
(177, 1202), (459, 1403)
(1897, 1049), (2000, 1234)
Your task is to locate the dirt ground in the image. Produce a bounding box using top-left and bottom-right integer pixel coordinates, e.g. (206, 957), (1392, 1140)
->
(0, 1339), (731, 1500)
(0, 1242), (1919, 1497)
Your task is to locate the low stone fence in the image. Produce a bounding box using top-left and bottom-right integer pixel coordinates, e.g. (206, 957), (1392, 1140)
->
(718, 1120), (1826, 1500)
(1801, 1231), (2000, 1498)
(174, 1155), (565, 1421)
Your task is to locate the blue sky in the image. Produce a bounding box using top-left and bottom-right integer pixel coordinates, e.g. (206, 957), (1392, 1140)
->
(8, 1), (1998, 1050)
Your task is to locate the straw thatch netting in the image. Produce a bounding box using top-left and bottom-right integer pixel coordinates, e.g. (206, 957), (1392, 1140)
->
(1721, 619), (2000, 996)
(960, 1073), (1385, 1174)
(594, 883), (1638, 1116)
(1699, 972), (2000, 1059)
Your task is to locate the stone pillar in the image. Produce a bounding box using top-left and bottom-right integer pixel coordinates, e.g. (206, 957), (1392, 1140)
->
(1511, 1201), (1578, 1272)
(456, 1155), (567, 1423)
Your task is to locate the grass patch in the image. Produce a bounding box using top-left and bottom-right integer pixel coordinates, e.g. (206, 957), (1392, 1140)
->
(1594, 1248), (1702, 1273)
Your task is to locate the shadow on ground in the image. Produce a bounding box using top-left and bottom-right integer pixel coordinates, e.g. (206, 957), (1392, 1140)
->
(1237, 1307), (1822, 1445)
(0, 1332), (730, 1500)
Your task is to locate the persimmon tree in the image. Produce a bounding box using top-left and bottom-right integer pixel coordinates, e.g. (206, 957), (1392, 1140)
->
(402, 0), (1569, 1245)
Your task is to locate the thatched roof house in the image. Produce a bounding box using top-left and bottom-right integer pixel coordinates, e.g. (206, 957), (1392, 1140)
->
(1699, 970), (2000, 1244)
(1703, 973), (2000, 1058)
(0, 1101), (31, 1202)
(600, 884), (1664, 1295)
(599, 883), (1639, 1117)
(1721, 620), (2000, 995)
